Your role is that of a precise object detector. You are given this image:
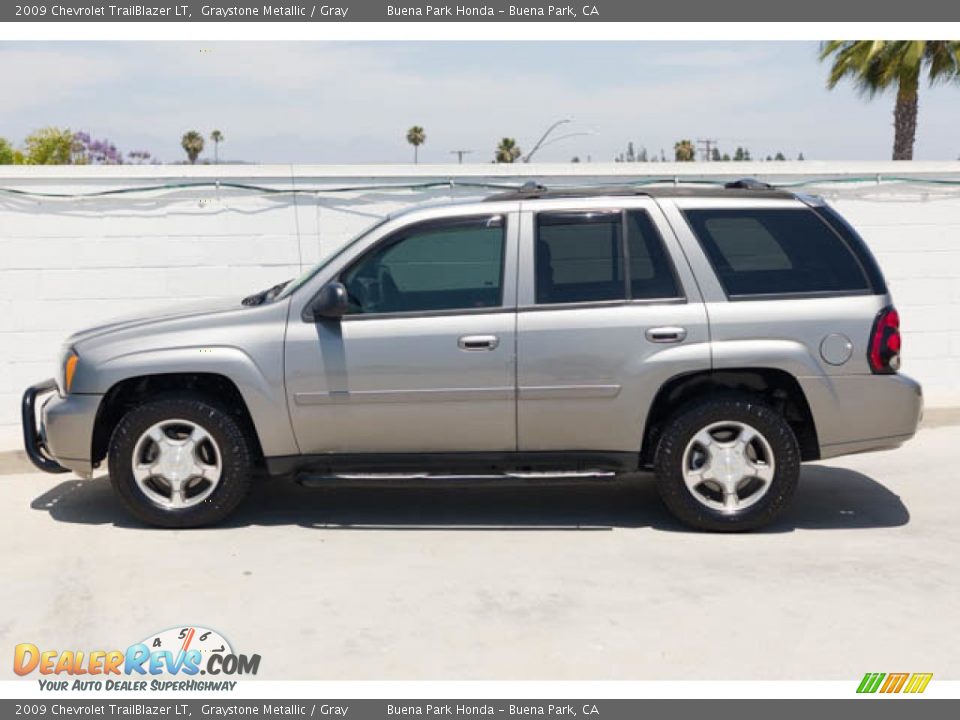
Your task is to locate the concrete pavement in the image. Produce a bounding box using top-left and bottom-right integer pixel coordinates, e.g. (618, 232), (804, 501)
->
(1, 425), (958, 681)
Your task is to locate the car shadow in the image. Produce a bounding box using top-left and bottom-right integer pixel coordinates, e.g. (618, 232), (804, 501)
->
(30, 464), (909, 533)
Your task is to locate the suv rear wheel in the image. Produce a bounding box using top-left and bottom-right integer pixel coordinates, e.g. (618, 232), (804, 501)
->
(654, 395), (800, 532)
(108, 395), (254, 528)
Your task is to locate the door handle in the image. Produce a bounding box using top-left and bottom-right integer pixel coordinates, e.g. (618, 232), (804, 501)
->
(645, 326), (687, 343)
(458, 335), (500, 351)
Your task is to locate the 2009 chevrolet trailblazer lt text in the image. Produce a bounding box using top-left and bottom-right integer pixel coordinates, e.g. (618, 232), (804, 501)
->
(22, 181), (922, 530)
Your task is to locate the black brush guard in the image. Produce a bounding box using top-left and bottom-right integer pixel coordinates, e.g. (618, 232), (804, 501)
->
(21, 379), (70, 474)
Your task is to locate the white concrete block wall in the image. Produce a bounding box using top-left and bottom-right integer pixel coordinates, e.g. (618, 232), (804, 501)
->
(833, 193), (960, 408)
(2, 162), (959, 450)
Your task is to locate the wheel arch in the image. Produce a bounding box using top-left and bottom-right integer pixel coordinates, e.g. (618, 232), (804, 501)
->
(91, 372), (267, 467)
(640, 367), (820, 466)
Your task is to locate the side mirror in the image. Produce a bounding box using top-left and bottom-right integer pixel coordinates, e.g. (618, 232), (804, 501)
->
(310, 282), (350, 320)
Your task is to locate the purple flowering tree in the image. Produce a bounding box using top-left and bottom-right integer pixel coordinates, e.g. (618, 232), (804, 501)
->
(72, 131), (126, 165)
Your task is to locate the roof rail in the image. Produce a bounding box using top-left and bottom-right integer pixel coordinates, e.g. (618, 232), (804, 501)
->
(484, 183), (650, 202)
(724, 177), (774, 190)
(483, 181), (794, 202)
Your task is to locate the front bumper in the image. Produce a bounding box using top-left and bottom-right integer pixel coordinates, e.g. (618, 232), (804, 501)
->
(22, 380), (102, 477)
(22, 380), (70, 473)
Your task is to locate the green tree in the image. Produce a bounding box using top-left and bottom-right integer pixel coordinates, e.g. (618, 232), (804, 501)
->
(820, 41), (960, 160)
(181, 130), (205, 164)
(406, 126), (425, 164)
(774, 152), (786, 161)
(495, 137), (521, 163)
(22, 127), (74, 164)
(674, 139), (695, 162)
(0, 137), (14, 164)
(210, 129), (224, 164)
(616, 142), (648, 162)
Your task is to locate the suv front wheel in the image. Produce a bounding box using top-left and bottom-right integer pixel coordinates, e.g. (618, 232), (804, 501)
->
(654, 395), (800, 532)
(108, 395), (255, 528)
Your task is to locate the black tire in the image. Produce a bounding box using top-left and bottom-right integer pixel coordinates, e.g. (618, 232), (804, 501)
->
(654, 394), (800, 532)
(108, 394), (254, 528)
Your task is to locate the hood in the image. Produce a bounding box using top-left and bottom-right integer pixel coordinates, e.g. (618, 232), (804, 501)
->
(66, 297), (245, 347)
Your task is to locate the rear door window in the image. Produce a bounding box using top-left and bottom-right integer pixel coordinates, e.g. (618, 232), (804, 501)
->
(535, 210), (681, 305)
(535, 212), (625, 304)
(683, 208), (871, 298)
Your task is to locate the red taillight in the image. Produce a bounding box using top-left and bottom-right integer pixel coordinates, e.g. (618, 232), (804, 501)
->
(869, 306), (901, 374)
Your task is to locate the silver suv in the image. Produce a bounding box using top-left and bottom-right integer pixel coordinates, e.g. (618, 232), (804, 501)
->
(22, 181), (923, 531)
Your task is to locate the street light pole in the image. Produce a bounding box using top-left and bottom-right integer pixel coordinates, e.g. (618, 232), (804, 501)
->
(523, 119), (571, 163)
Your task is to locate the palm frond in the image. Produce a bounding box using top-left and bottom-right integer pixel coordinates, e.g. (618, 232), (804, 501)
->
(925, 41), (960, 85)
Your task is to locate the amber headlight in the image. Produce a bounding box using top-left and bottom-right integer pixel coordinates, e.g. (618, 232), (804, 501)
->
(59, 347), (79, 394)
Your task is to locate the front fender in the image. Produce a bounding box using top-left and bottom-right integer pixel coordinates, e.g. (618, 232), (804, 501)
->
(76, 345), (299, 458)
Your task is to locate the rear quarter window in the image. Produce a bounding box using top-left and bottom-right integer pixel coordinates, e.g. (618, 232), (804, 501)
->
(683, 208), (872, 298)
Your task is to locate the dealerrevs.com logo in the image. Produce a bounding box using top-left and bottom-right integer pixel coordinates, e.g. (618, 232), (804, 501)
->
(14, 626), (260, 692)
(857, 672), (933, 694)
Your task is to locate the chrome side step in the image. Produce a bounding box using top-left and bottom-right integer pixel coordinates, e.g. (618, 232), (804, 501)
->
(297, 470), (617, 486)
(506, 470), (615, 480)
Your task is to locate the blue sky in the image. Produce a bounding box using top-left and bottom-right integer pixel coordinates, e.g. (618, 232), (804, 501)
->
(1, 41), (959, 163)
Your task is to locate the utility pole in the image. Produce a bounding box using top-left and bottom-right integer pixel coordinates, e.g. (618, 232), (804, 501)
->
(696, 138), (718, 162)
(450, 149), (473, 164)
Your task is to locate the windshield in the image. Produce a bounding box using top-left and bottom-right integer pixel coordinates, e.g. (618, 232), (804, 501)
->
(275, 217), (391, 300)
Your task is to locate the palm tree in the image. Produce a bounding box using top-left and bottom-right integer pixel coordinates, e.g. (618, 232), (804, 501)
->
(495, 138), (521, 163)
(820, 41), (960, 160)
(181, 131), (204, 164)
(674, 139), (695, 162)
(406, 126), (425, 164)
(210, 130), (224, 164)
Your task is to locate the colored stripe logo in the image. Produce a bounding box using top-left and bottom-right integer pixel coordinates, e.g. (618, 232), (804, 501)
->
(858, 672), (933, 694)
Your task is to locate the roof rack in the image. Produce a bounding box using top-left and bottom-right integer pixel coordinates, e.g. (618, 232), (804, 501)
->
(484, 183), (653, 202)
(517, 180), (547, 195)
(484, 179), (792, 202)
(724, 177), (774, 190)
